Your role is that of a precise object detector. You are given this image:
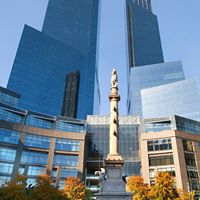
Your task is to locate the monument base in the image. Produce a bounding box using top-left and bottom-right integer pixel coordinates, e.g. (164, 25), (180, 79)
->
(95, 159), (133, 200)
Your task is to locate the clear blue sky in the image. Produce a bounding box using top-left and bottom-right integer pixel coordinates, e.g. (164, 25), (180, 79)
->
(0, 0), (200, 116)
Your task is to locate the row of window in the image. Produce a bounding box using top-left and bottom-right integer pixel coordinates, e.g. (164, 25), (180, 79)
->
(144, 121), (173, 133)
(0, 128), (80, 152)
(54, 154), (78, 167)
(0, 147), (16, 162)
(0, 146), (79, 167)
(147, 139), (172, 152)
(149, 167), (176, 178)
(149, 155), (174, 166)
(0, 162), (13, 174)
(0, 107), (85, 133)
(0, 129), (20, 144)
(0, 92), (19, 107)
(0, 107), (23, 124)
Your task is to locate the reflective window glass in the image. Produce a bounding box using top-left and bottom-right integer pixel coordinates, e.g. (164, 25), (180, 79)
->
(26, 115), (53, 129)
(56, 121), (85, 133)
(0, 129), (20, 144)
(24, 134), (50, 149)
(55, 139), (80, 152)
(0, 147), (16, 162)
(54, 154), (78, 167)
(21, 151), (48, 165)
(0, 107), (23, 123)
(28, 166), (44, 176)
(149, 155), (174, 166)
(147, 139), (172, 152)
(0, 163), (13, 174)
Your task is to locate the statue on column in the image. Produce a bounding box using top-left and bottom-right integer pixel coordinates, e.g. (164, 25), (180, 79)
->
(111, 69), (118, 88)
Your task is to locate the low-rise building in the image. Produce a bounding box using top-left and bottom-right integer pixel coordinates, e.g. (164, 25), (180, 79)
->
(0, 88), (86, 189)
(141, 115), (200, 197)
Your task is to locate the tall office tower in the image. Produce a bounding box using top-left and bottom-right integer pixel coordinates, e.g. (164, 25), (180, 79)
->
(7, 0), (100, 119)
(141, 79), (200, 121)
(127, 61), (185, 117)
(126, 0), (164, 68)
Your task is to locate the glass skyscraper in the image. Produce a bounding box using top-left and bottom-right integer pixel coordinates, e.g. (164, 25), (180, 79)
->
(126, 0), (164, 68)
(141, 79), (200, 121)
(127, 61), (185, 117)
(7, 0), (100, 119)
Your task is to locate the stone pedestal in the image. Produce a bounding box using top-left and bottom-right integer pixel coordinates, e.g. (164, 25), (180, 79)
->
(95, 160), (133, 200)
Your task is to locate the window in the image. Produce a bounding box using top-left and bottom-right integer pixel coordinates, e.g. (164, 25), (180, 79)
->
(28, 166), (44, 176)
(187, 170), (199, 179)
(0, 176), (11, 186)
(144, 121), (172, 132)
(149, 169), (155, 178)
(26, 115), (53, 129)
(21, 151), (48, 165)
(147, 139), (172, 152)
(0, 107), (23, 123)
(0, 163), (13, 174)
(183, 140), (194, 152)
(0, 129), (20, 144)
(54, 154), (78, 167)
(185, 153), (196, 167)
(0, 147), (16, 162)
(18, 166), (25, 175)
(60, 169), (78, 178)
(55, 139), (80, 152)
(189, 180), (200, 190)
(149, 155), (174, 166)
(24, 134), (50, 149)
(56, 121), (85, 133)
(0, 92), (19, 107)
(59, 179), (65, 190)
(157, 167), (176, 177)
(27, 178), (36, 186)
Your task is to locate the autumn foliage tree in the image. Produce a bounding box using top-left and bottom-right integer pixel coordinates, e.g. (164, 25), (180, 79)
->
(127, 172), (195, 200)
(30, 174), (67, 200)
(0, 174), (28, 200)
(127, 176), (149, 200)
(148, 172), (179, 200)
(63, 176), (86, 200)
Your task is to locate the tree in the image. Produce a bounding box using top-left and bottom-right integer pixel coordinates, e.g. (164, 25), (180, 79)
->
(84, 189), (94, 200)
(177, 190), (195, 200)
(64, 176), (86, 200)
(0, 174), (28, 200)
(127, 176), (150, 200)
(30, 174), (67, 200)
(149, 172), (179, 200)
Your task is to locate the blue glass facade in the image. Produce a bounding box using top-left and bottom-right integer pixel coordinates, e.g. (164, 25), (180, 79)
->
(0, 87), (20, 107)
(0, 100), (85, 187)
(7, 25), (90, 119)
(126, 0), (164, 68)
(128, 61), (185, 117)
(141, 79), (200, 121)
(7, 0), (100, 120)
